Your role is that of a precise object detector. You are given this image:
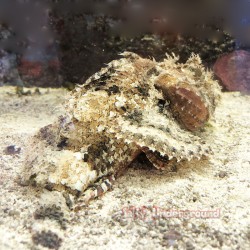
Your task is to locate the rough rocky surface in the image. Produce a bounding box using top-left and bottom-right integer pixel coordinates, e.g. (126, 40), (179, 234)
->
(0, 86), (250, 250)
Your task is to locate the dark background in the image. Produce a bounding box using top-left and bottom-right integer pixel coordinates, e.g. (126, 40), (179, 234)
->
(0, 0), (249, 88)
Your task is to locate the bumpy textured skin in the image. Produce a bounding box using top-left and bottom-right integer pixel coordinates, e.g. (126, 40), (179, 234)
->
(22, 52), (221, 204)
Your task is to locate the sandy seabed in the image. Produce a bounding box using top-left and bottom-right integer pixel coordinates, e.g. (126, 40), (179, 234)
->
(0, 86), (250, 250)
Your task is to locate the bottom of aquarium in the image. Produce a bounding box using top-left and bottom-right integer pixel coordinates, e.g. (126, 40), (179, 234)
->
(0, 87), (249, 249)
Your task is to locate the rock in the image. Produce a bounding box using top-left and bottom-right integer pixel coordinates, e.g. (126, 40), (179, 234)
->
(213, 50), (250, 93)
(32, 230), (62, 250)
(18, 57), (62, 87)
(4, 145), (21, 155)
(218, 170), (228, 178)
(0, 49), (21, 86)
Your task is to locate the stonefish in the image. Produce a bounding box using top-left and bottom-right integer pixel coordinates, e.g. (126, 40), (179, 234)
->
(22, 52), (221, 206)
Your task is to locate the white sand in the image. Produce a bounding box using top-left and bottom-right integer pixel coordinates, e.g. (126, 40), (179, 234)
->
(0, 87), (250, 250)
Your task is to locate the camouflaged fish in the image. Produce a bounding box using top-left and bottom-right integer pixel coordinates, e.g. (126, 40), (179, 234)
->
(22, 52), (221, 207)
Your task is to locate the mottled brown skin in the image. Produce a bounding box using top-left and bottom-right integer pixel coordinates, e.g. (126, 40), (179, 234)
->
(23, 52), (221, 208)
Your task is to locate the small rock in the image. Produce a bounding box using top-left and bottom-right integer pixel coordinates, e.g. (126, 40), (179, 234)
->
(97, 203), (103, 209)
(119, 219), (128, 227)
(192, 197), (198, 202)
(8, 210), (20, 217)
(186, 241), (195, 250)
(218, 171), (228, 178)
(32, 230), (62, 250)
(4, 145), (21, 155)
(159, 220), (166, 227)
(34, 205), (67, 230)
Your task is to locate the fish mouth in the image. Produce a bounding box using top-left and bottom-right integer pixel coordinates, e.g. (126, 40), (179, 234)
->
(140, 146), (171, 169)
(150, 150), (169, 162)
